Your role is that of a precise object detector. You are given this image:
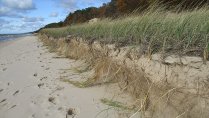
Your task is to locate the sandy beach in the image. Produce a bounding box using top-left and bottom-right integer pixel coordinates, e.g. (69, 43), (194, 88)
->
(0, 36), (135, 118)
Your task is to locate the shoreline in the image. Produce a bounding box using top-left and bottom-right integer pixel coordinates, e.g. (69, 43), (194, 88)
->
(0, 35), (135, 118)
(0, 40), (15, 50)
(0, 36), (27, 50)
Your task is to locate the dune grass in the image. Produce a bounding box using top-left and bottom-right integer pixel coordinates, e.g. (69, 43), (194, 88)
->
(40, 8), (209, 58)
(100, 98), (135, 110)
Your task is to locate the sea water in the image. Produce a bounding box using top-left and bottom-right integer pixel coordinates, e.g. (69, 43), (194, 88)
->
(0, 33), (32, 42)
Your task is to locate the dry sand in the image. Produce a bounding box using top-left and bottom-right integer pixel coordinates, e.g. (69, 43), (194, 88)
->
(0, 36), (137, 118)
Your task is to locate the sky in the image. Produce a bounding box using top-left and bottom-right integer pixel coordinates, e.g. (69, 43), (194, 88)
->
(0, 0), (110, 34)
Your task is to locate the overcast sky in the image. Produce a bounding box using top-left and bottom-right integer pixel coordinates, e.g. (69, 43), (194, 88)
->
(0, 0), (110, 34)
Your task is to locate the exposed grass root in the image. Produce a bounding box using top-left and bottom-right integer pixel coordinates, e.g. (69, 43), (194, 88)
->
(101, 98), (136, 111)
(61, 79), (93, 88)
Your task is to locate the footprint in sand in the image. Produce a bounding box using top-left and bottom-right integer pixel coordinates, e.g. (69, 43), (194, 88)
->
(2, 68), (7, 71)
(31, 100), (37, 105)
(31, 114), (36, 118)
(13, 90), (20, 96)
(58, 107), (64, 111)
(8, 105), (17, 110)
(1, 63), (5, 66)
(0, 99), (6, 104)
(40, 76), (47, 81)
(0, 89), (3, 93)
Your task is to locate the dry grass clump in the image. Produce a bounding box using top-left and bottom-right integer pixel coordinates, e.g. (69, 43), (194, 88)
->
(38, 35), (92, 60)
(75, 53), (209, 118)
(115, 65), (209, 118)
(38, 34), (59, 52)
(65, 39), (91, 60)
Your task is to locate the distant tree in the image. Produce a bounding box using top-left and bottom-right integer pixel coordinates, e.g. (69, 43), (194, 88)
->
(44, 21), (63, 28)
(116, 0), (127, 13)
(45, 0), (209, 27)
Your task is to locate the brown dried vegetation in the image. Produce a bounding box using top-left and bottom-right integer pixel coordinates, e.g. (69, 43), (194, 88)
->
(38, 34), (209, 118)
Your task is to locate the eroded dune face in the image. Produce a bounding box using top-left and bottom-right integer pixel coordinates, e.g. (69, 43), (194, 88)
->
(39, 34), (209, 118)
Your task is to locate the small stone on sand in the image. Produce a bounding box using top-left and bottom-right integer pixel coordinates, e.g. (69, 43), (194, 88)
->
(67, 108), (75, 115)
(48, 97), (55, 104)
(38, 83), (44, 88)
(33, 73), (38, 77)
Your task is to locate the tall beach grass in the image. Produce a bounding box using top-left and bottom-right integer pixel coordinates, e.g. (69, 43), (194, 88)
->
(40, 8), (209, 58)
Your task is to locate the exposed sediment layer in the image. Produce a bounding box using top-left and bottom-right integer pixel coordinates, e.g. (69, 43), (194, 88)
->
(39, 34), (209, 118)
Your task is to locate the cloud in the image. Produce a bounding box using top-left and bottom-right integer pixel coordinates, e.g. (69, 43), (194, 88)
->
(0, 7), (23, 18)
(58, 0), (77, 9)
(0, 22), (44, 33)
(80, 0), (110, 7)
(1, 0), (35, 10)
(0, 18), (10, 27)
(52, 0), (110, 13)
(0, 23), (18, 31)
(0, 6), (10, 14)
(22, 16), (44, 22)
(0, 0), (36, 18)
(53, 0), (77, 12)
(49, 12), (58, 17)
(19, 22), (44, 30)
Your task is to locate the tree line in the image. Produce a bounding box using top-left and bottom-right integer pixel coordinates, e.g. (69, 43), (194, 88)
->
(44, 0), (209, 28)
